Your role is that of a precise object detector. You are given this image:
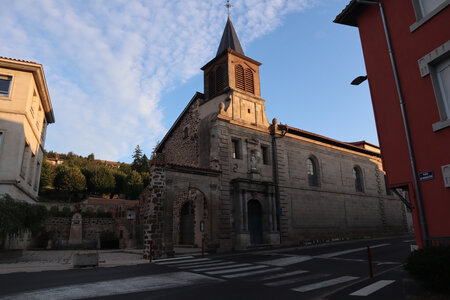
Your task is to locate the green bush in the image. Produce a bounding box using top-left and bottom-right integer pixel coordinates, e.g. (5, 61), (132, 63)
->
(405, 245), (450, 293)
(61, 207), (72, 218)
(0, 194), (48, 238)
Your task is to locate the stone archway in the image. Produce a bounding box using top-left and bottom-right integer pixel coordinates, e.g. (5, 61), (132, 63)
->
(180, 201), (195, 245)
(174, 187), (208, 247)
(248, 200), (263, 245)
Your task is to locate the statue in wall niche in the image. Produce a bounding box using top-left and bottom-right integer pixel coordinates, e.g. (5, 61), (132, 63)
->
(250, 151), (257, 171)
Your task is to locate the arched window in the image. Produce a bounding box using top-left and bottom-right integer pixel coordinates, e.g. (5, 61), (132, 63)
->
(215, 66), (226, 93)
(244, 68), (254, 93)
(183, 127), (189, 139)
(235, 65), (245, 90)
(307, 157), (319, 186)
(208, 71), (216, 98)
(353, 166), (364, 192)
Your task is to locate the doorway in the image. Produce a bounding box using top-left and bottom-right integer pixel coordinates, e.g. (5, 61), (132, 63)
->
(180, 202), (194, 245)
(248, 200), (263, 244)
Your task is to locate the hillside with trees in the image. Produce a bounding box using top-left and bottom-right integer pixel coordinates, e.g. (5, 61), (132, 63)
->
(39, 146), (150, 202)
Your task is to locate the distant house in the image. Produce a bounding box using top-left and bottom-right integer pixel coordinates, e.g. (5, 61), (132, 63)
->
(0, 57), (55, 203)
(335, 0), (450, 247)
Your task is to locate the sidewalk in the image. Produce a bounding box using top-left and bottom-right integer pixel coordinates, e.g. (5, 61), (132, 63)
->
(0, 249), (148, 274)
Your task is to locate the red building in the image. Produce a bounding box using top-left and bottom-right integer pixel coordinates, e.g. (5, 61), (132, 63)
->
(335, 0), (450, 247)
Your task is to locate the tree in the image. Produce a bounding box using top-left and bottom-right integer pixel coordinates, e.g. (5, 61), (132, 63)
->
(89, 167), (115, 196)
(140, 154), (150, 172)
(126, 170), (143, 199)
(112, 170), (127, 196)
(87, 153), (95, 160)
(53, 166), (86, 199)
(132, 145), (143, 171)
(141, 172), (150, 187)
(39, 160), (55, 192)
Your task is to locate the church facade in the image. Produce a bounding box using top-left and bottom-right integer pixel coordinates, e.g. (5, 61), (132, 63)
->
(140, 18), (411, 258)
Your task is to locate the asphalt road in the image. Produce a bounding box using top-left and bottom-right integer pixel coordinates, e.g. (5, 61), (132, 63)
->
(0, 236), (421, 300)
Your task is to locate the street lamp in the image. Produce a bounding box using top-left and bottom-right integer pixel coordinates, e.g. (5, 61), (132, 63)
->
(351, 75), (367, 85)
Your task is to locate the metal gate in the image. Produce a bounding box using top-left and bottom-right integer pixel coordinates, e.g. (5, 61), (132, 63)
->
(248, 200), (263, 245)
(180, 202), (194, 245)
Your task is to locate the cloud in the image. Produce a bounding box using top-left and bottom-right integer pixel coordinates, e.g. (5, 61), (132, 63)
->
(0, 0), (314, 162)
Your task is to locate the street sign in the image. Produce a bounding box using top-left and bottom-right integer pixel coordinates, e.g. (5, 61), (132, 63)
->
(419, 170), (434, 181)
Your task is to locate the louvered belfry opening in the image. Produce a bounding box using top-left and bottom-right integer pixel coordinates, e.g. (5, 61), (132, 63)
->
(215, 66), (226, 93)
(235, 64), (254, 94)
(235, 64), (245, 91)
(244, 68), (254, 93)
(208, 65), (227, 99)
(208, 70), (216, 98)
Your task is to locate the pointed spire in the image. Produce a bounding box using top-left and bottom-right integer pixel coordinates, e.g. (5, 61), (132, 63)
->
(216, 17), (244, 56)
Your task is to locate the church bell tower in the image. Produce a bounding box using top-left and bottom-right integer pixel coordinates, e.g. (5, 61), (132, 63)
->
(201, 17), (262, 100)
(201, 17), (269, 128)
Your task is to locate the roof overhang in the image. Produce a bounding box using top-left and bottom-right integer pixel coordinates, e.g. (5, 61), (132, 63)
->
(0, 57), (55, 123)
(334, 0), (367, 27)
(201, 48), (261, 71)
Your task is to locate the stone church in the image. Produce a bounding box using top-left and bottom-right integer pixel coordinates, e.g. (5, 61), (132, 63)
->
(140, 18), (411, 258)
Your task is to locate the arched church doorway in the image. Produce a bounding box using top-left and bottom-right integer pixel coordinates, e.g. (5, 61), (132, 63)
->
(248, 200), (263, 245)
(180, 202), (194, 245)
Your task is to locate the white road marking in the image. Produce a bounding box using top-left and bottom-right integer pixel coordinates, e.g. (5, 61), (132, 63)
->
(316, 244), (390, 258)
(154, 256), (194, 263)
(156, 258), (210, 265)
(192, 263), (250, 272)
(258, 270), (310, 281)
(222, 267), (284, 278)
(258, 256), (312, 266)
(178, 261), (234, 269)
(376, 262), (400, 266)
(403, 239), (415, 242)
(206, 265), (268, 275)
(0, 272), (222, 300)
(172, 260), (223, 268)
(265, 273), (329, 287)
(349, 280), (395, 296)
(292, 276), (359, 292)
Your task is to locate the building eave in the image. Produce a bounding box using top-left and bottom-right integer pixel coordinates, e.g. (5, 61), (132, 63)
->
(279, 124), (381, 157)
(333, 0), (365, 27)
(0, 57), (55, 124)
(201, 49), (261, 71)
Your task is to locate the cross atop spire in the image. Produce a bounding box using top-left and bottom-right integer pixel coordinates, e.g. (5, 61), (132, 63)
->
(216, 16), (244, 56)
(225, 0), (232, 17)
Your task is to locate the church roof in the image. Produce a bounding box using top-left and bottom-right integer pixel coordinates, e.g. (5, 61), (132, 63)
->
(216, 17), (244, 56)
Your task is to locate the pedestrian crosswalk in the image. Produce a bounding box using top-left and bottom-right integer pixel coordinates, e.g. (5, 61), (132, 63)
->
(155, 256), (396, 296)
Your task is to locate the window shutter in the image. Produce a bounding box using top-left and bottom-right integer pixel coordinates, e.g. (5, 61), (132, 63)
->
(216, 66), (226, 93)
(245, 68), (254, 94)
(235, 65), (245, 91)
(209, 71), (216, 98)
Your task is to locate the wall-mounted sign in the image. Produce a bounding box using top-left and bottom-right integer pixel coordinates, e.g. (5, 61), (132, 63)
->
(200, 220), (205, 232)
(442, 164), (450, 188)
(419, 170), (434, 181)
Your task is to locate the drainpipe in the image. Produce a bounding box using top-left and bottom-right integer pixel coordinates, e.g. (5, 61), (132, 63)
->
(357, 0), (428, 245)
(270, 118), (286, 242)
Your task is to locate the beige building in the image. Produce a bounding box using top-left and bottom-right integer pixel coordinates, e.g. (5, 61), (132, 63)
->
(0, 57), (55, 203)
(140, 18), (412, 258)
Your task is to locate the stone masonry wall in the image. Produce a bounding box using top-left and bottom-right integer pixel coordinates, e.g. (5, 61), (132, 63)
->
(162, 100), (200, 166)
(44, 217), (116, 241)
(140, 164), (166, 259)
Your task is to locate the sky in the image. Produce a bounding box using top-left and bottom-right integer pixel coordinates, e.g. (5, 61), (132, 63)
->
(0, 0), (376, 163)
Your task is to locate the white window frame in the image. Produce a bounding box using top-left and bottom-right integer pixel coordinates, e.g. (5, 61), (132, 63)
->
(410, 0), (450, 32)
(417, 40), (450, 131)
(0, 74), (13, 99)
